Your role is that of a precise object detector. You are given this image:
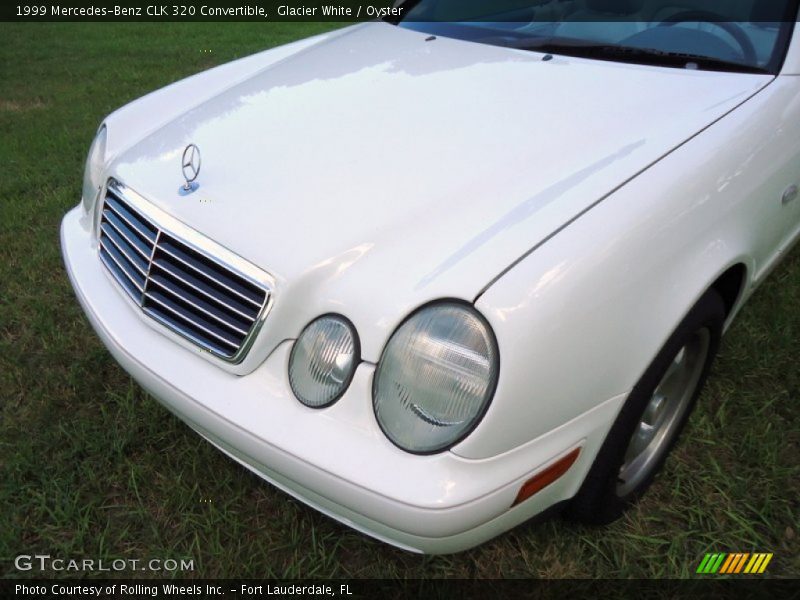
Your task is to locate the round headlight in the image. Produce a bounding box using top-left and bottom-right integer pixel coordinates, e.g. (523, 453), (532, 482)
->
(82, 124), (107, 214)
(289, 315), (359, 408)
(373, 302), (499, 454)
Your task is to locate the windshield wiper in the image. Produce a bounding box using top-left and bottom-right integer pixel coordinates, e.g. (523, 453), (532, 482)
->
(498, 39), (770, 74)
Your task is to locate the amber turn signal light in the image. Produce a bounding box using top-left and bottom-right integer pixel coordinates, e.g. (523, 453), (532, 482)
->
(512, 447), (581, 507)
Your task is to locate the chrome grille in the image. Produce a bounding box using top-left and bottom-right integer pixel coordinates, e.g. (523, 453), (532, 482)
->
(98, 183), (271, 362)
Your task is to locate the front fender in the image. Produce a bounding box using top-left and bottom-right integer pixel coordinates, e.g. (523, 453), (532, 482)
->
(455, 75), (800, 459)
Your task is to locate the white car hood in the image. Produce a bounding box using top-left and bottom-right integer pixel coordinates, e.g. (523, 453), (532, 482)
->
(110, 23), (771, 359)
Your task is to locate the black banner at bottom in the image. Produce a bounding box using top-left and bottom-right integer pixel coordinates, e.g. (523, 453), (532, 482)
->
(3, 579), (798, 600)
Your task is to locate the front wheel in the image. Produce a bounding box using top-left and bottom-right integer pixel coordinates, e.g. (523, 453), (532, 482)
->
(565, 290), (725, 524)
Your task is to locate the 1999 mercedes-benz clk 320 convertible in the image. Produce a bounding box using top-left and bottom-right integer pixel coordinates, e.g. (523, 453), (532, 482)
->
(61, 1), (800, 553)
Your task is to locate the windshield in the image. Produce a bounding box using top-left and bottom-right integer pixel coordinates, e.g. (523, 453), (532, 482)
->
(396, 0), (799, 74)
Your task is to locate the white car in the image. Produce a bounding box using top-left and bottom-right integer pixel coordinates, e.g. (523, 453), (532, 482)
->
(61, 2), (800, 553)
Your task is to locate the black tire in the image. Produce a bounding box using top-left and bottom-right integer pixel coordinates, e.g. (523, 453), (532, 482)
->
(565, 290), (725, 525)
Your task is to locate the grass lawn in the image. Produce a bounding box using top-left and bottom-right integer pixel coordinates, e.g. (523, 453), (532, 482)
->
(1, 22), (798, 579)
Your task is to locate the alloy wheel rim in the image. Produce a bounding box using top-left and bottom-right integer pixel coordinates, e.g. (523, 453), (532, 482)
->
(616, 328), (711, 497)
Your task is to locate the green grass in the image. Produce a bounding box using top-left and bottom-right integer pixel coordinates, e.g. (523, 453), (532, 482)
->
(1, 23), (798, 579)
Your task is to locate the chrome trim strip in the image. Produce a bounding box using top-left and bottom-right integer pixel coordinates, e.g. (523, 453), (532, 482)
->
(99, 237), (147, 281)
(144, 291), (242, 350)
(148, 275), (250, 336)
(142, 229), (161, 306)
(102, 212), (153, 259)
(99, 247), (144, 295)
(104, 195), (157, 244)
(156, 240), (263, 308)
(143, 307), (236, 357)
(97, 178), (275, 364)
(100, 224), (149, 274)
(150, 260), (257, 321)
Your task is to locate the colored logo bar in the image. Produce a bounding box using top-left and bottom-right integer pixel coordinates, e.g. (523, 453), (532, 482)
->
(696, 553), (773, 574)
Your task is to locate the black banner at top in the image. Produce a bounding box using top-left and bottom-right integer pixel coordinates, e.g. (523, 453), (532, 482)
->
(7, 1), (400, 21)
(4, 0), (800, 22)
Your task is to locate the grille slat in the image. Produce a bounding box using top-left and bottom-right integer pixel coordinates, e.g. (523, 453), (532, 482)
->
(99, 249), (144, 301)
(143, 290), (243, 349)
(102, 211), (154, 259)
(156, 238), (264, 307)
(143, 307), (237, 357)
(98, 186), (270, 361)
(150, 259), (259, 321)
(148, 274), (251, 336)
(100, 224), (150, 275)
(99, 237), (147, 284)
(104, 196), (158, 244)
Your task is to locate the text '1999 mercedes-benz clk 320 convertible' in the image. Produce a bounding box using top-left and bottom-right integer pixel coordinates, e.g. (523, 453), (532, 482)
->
(62, 0), (800, 553)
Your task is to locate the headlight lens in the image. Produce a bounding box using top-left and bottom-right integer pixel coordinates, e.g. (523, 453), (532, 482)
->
(289, 315), (359, 408)
(373, 303), (499, 454)
(81, 125), (107, 213)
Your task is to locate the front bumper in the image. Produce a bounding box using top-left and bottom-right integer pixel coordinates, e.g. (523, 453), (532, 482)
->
(61, 205), (625, 553)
